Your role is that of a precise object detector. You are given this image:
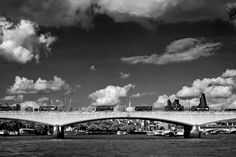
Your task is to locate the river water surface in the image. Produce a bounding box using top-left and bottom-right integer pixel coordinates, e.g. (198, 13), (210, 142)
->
(0, 134), (236, 157)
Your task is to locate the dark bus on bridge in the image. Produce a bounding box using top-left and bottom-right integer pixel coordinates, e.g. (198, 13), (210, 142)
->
(134, 106), (152, 111)
(39, 106), (58, 111)
(95, 106), (114, 111)
(224, 109), (236, 112)
(0, 104), (21, 111)
(0, 106), (12, 111)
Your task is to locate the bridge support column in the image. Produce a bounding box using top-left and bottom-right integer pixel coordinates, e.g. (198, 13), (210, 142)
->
(53, 125), (64, 139)
(184, 125), (201, 138)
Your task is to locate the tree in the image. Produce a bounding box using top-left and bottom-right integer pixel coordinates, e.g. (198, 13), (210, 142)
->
(126, 124), (136, 133)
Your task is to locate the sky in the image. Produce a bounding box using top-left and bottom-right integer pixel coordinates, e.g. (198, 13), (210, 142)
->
(1, 0), (236, 111)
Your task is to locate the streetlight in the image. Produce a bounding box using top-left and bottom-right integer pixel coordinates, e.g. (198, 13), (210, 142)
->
(188, 99), (191, 111)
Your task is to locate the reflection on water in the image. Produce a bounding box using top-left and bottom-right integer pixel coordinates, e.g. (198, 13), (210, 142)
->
(0, 134), (236, 157)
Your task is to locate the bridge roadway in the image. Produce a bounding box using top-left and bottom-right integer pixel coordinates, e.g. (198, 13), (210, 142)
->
(0, 111), (236, 139)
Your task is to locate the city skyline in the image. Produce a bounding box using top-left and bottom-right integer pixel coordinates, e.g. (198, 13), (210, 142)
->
(1, 0), (236, 111)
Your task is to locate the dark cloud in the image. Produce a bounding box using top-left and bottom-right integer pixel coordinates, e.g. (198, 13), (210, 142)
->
(0, 0), (235, 29)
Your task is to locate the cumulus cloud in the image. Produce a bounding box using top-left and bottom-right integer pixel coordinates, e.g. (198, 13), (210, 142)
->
(130, 92), (156, 98)
(7, 76), (71, 95)
(153, 94), (169, 109)
(176, 76), (235, 99)
(89, 84), (135, 106)
(227, 100), (236, 109)
(36, 97), (50, 105)
(2, 95), (23, 101)
(19, 97), (55, 110)
(20, 101), (40, 110)
(121, 38), (222, 65)
(204, 86), (233, 98)
(90, 65), (96, 72)
(75, 84), (82, 88)
(0, 0), (233, 28)
(176, 86), (200, 99)
(153, 94), (177, 109)
(222, 69), (236, 78)
(155, 69), (236, 110)
(0, 17), (56, 63)
(227, 2), (236, 26)
(119, 71), (130, 79)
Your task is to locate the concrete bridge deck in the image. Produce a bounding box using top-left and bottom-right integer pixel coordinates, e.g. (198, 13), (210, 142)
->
(1, 111), (236, 138)
(1, 111), (236, 126)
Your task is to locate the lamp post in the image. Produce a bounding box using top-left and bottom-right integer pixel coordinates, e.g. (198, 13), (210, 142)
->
(188, 99), (191, 111)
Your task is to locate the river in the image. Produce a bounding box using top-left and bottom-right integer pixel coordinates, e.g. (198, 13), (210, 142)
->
(0, 134), (236, 157)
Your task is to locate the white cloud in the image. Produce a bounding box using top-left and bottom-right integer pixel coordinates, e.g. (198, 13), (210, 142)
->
(20, 97), (53, 110)
(130, 92), (156, 98)
(121, 38), (222, 65)
(20, 101), (40, 110)
(192, 77), (234, 90)
(90, 65), (96, 72)
(89, 84), (135, 106)
(7, 76), (71, 94)
(176, 86), (200, 99)
(222, 69), (236, 78)
(153, 94), (177, 109)
(0, 17), (56, 63)
(153, 94), (169, 109)
(204, 86), (232, 98)
(227, 100), (236, 109)
(75, 84), (82, 88)
(2, 95), (24, 101)
(119, 71), (130, 79)
(36, 97), (50, 105)
(227, 2), (236, 26)
(158, 69), (236, 110)
(114, 104), (126, 112)
(176, 75), (235, 100)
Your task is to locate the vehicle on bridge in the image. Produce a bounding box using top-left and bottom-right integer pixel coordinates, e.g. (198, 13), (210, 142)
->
(164, 99), (184, 111)
(95, 105), (114, 111)
(0, 104), (21, 111)
(146, 130), (179, 137)
(224, 108), (236, 112)
(39, 106), (58, 111)
(191, 93), (209, 111)
(0, 106), (12, 111)
(134, 105), (152, 111)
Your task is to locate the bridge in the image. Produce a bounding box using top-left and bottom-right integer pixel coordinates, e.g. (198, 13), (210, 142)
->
(0, 111), (236, 139)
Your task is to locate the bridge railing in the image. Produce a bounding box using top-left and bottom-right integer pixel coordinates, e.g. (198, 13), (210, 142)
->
(0, 110), (236, 113)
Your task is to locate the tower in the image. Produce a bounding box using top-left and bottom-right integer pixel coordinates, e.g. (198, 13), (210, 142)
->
(167, 99), (172, 107)
(199, 93), (207, 108)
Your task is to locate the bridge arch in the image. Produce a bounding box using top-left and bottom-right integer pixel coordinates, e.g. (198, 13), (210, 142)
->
(200, 118), (236, 126)
(61, 117), (193, 127)
(0, 117), (53, 126)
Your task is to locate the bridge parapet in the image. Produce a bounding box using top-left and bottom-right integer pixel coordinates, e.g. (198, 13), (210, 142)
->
(0, 111), (236, 126)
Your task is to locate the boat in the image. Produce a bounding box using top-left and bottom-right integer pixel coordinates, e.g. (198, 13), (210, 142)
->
(117, 131), (122, 135)
(146, 130), (176, 137)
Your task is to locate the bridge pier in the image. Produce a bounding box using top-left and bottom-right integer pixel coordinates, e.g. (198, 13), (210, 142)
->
(184, 125), (201, 138)
(53, 125), (64, 139)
